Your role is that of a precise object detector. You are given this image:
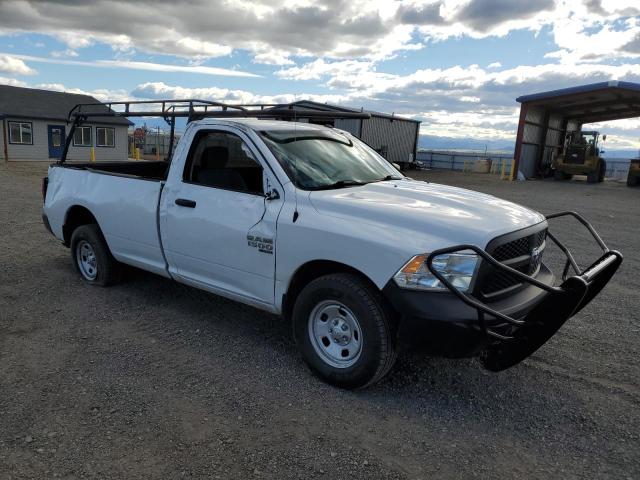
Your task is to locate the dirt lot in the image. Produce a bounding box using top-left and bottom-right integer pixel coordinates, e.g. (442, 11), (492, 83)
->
(1, 162), (638, 479)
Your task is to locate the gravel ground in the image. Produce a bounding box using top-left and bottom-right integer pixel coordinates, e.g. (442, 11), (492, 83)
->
(1, 162), (638, 479)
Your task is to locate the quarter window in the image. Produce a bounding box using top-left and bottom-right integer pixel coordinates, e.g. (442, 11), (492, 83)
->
(8, 122), (33, 145)
(184, 130), (264, 195)
(73, 126), (92, 147)
(96, 127), (115, 147)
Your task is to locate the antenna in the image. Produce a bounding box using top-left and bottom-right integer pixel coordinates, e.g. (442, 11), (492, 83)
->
(292, 108), (299, 223)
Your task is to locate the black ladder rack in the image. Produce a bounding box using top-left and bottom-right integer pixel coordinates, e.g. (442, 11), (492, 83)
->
(61, 99), (371, 164)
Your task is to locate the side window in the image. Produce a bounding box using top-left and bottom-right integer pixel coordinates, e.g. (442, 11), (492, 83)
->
(73, 126), (92, 146)
(184, 130), (264, 195)
(96, 127), (115, 147)
(8, 122), (33, 145)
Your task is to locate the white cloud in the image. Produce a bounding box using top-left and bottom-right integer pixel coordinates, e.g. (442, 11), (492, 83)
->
(0, 0), (639, 65)
(132, 81), (350, 105)
(252, 50), (295, 66)
(0, 54), (36, 75)
(51, 48), (78, 58)
(547, 4), (640, 63)
(488, 62), (502, 68)
(276, 58), (379, 81)
(53, 31), (94, 50)
(0, 1), (418, 61)
(0, 53), (260, 78)
(0, 75), (27, 86)
(32, 83), (130, 102)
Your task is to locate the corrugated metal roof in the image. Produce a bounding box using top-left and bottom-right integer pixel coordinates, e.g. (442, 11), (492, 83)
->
(0, 85), (132, 126)
(515, 80), (640, 124)
(516, 80), (640, 103)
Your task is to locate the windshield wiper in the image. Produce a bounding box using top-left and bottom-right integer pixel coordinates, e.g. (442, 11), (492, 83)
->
(312, 180), (368, 190)
(372, 175), (403, 182)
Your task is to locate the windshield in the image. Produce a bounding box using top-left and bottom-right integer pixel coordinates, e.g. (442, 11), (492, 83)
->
(259, 129), (402, 190)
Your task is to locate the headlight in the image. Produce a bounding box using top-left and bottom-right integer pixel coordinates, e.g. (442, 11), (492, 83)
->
(393, 253), (479, 292)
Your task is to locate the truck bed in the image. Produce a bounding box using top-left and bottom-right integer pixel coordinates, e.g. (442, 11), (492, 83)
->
(60, 161), (169, 181)
(46, 162), (168, 276)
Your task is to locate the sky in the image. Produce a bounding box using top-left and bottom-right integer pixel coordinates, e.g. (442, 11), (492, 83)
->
(0, 0), (639, 154)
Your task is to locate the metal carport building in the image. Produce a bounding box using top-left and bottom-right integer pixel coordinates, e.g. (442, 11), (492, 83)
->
(513, 80), (640, 178)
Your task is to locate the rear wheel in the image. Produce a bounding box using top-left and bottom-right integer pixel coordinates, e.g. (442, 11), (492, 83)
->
(628, 174), (639, 187)
(70, 224), (120, 286)
(598, 160), (606, 182)
(292, 273), (397, 389)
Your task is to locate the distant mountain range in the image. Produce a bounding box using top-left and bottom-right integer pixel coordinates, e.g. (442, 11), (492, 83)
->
(418, 135), (638, 158)
(418, 135), (514, 153)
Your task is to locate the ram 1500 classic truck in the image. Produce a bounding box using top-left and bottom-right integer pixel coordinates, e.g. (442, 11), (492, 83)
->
(42, 100), (622, 388)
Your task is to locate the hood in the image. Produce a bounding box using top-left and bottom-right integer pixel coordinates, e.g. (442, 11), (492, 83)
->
(308, 179), (545, 250)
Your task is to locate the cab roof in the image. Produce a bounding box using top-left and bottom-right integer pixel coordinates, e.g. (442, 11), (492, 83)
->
(196, 118), (333, 132)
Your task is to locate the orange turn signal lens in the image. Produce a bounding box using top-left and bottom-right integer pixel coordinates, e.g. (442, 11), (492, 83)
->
(401, 254), (427, 274)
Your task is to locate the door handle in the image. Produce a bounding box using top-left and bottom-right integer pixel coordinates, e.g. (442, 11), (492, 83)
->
(175, 198), (196, 208)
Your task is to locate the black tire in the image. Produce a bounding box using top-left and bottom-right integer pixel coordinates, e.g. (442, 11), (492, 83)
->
(587, 170), (598, 183)
(70, 224), (120, 286)
(292, 273), (397, 389)
(628, 175), (639, 187)
(598, 160), (606, 182)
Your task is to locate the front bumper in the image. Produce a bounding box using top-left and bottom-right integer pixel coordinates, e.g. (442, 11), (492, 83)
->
(384, 263), (554, 358)
(385, 211), (622, 370)
(554, 163), (595, 175)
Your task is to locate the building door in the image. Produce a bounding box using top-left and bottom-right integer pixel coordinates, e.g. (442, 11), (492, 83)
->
(47, 125), (65, 159)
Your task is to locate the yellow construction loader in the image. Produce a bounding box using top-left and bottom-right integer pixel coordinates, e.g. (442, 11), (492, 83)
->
(553, 131), (606, 183)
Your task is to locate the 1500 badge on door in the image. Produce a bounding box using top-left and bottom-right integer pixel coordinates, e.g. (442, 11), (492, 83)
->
(247, 235), (273, 254)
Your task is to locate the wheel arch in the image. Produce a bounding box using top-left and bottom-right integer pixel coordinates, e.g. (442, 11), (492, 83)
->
(282, 259), (384, 320)
(63, 205), (100, 246)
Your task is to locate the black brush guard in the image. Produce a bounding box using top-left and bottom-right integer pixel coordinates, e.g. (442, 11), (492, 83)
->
(426, 212), (622, 372)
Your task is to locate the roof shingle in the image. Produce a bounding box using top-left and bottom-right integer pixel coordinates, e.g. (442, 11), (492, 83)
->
(0, 85), (132, 126)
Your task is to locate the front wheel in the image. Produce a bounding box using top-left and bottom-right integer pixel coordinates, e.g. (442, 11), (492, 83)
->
(292, 273), (398, 389)
(70, 224), (120, 286)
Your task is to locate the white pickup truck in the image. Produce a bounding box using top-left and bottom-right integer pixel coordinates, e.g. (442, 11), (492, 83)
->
(42, 101), (622, 388)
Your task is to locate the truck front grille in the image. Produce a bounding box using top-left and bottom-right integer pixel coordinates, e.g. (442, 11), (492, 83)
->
(477, 227), (547, 298)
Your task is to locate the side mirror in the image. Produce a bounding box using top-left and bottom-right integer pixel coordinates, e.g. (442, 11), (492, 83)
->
(602, 134), (607, 141)
(264, 175), (280, 200)
(265, 189), (280, 201)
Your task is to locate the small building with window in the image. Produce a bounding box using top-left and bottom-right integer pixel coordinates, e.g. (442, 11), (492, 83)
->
(0, 85), (131, 162)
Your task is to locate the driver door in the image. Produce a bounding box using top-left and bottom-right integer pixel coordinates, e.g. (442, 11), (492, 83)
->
(160, 127), (284, 308)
